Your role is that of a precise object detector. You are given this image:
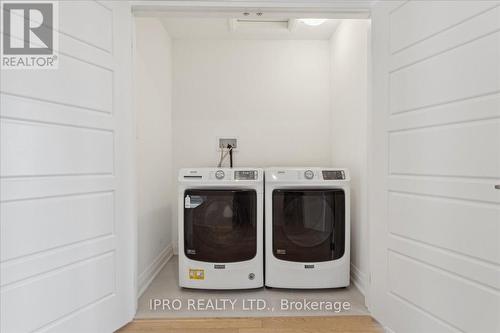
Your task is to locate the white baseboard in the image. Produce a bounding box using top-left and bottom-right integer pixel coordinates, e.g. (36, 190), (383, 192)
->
(137, 243), (173, 298)
(350, 263), (368, 296)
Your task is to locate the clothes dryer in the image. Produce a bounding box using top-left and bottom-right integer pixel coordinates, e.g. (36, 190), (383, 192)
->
(265, 167), (350, 288)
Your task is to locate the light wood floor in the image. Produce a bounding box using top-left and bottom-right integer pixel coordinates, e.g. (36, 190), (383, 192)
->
(117, 316), (383, 333)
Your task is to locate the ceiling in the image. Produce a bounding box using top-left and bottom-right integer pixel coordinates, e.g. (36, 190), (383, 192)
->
(160, 17), (341, 40)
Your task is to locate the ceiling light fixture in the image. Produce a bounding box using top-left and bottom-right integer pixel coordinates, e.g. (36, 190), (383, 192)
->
(299, 18), (327, 26)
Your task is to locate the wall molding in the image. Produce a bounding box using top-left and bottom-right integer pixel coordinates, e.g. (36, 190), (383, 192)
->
(384, 326), (396, 333)
(137, 243), (173, 298)
(351, 263), (368, 296)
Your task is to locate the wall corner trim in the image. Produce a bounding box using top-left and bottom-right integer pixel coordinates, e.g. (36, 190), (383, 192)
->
(137, 243), (174, 299)
(350, 263), (368, 296)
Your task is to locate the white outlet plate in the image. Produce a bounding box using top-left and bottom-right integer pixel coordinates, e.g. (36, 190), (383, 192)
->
(217, 137), (238, 150)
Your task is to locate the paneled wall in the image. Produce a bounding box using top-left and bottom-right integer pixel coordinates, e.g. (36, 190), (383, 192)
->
(372, 1), (500, 331)
(1, 2), (135, 331)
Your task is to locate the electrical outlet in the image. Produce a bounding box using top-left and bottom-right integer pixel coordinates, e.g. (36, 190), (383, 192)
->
(219, 138), (237, 149)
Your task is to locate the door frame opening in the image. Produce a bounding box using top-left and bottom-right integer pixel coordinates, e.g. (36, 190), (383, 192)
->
(130, 0), (374, 315)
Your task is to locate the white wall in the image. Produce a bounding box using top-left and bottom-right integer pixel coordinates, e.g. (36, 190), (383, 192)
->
(134, 17), (174, 295)
(172, 39), (332, 246)
(329, 20), (370, 295)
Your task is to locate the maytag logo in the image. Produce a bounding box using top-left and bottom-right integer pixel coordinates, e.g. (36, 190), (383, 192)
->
(1, 1), (58, 69)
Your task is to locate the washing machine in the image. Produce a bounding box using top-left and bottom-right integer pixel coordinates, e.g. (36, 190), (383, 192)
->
(265, 167), (350, 289)
(178, 168), (263, 289)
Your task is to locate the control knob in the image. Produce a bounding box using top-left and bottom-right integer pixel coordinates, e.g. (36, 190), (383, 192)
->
(215, 170), (225, 180)
(304, 170), (314, 179)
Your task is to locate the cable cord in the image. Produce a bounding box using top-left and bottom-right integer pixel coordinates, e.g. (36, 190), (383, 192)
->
(217, 146), (224, 167)
(217, 146), (233, 167)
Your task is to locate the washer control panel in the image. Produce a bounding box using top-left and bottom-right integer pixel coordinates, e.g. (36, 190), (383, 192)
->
(234, 170), (258, 180)
(180, 168), (263, 182)
(322, 170), (345, 180)
(304, 170), (314, 179)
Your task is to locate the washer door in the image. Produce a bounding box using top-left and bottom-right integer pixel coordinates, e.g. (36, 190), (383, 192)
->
(272, 189), (345, 262)
(184, 189), (257, 263)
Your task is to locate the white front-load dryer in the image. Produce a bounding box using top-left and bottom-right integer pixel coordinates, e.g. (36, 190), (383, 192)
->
(178, 168), (263, 289)
(265, 167), (350, 289)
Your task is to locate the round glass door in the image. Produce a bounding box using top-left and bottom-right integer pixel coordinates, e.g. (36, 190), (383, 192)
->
(282, 195), (333, 247)
(184, 189), (257, 263)
(273, 189), (345, 262)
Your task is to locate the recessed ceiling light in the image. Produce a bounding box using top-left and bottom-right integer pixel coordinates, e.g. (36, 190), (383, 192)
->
(299, 18), (327, 26)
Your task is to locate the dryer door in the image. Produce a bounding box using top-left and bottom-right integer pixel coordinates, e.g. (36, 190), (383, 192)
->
(272, 189), (345, 262)
(184, 189), (257, 263)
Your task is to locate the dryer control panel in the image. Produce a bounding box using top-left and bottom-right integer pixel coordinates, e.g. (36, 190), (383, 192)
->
(265, 168), (350, 182)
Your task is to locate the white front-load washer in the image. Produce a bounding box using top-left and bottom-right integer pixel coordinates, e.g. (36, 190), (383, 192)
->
(265, 167), (350, 289)
(178, 168), (263, 289)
